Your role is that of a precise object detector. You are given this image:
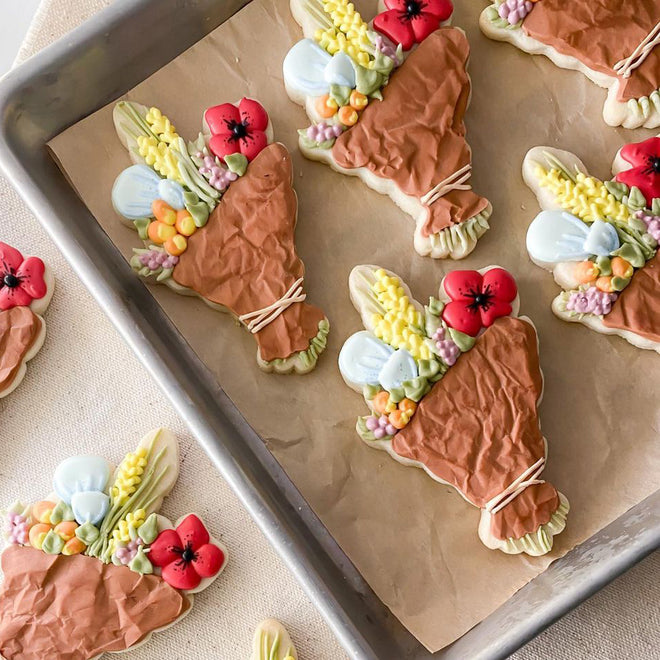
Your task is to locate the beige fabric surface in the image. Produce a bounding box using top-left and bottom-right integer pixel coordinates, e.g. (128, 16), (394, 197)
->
(0, 0), (657, 658)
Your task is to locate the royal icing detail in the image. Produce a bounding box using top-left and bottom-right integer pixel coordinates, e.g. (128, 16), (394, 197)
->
(112, 100), (329, 374)
(0, 242), (54, 399)
(339, 265), (568, 556)
(285, 1), (491, 259)
(523, 139), (660, 351)
(251, 619), (297, 660)
(480, 0), (660, 129)
(0, 428), (228, 660)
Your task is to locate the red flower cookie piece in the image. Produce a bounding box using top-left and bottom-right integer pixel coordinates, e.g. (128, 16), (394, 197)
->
(205, 98), (269, 162)
(150, 514), (225, 591)
(0, 242), (47, 311)
(373, 0), (453, 51)
(615, 136), (660, 206)
(442, 268), (517, 336)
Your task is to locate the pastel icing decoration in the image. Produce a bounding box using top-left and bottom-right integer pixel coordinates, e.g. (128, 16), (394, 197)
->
(286, 2), (491, 259)
(0, 244), (53, 399)
(112, 164), (186, 219)
(113, 100), (329, 374)
(523, 142), (660, 353)
(0, 428), (228, 660)
(341, 265), (569, 556)
(480, 0), (660, 129)
(251, 619), (298, 660)
(526, 211), (620, 265)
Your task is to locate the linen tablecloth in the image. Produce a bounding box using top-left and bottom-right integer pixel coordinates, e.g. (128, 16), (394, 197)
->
(0, 1), (657, 658)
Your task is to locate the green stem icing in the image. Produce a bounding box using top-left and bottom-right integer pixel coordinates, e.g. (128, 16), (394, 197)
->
(116, 102), (158, 142)
(542, 151), (578, 183)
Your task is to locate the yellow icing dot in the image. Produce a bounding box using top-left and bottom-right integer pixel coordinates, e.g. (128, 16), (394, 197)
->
(535, 166), (631, 225)
(110, 448), (149, 506)
(145, 106), (180, 145)
(137, 136), (183, 184)
(370, 269), (429, 360)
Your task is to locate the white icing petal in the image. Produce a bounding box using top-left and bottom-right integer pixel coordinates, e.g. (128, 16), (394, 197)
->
(526, 210), (615, 263)
(338, 331), (394, 385)
(283, 39), (332, 97)
(324, 51), (356, 88)
(112, 164), (184, 219)
(378, 349), (418, 391)
(71, 491), (110, 526)
(53, 455), (111, 504)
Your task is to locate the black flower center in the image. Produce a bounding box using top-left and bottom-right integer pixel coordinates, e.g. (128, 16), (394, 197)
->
(652, 157), (660, 173)
(465, 284), (494, 313)
(2, 273), (19, 288)
(405, 0), (423, 17)
(226, 119), (249, 142)
(181, 546), (196, 563)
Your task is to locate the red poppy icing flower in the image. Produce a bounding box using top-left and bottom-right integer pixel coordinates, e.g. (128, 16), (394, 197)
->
(442, 268), (517, 337)
(0, 242), (47, 311)
(149, 514), (225, 590)
(615, 137), (660, 206)
(205, 98), (269, 163)
(373, 0), (453, 51)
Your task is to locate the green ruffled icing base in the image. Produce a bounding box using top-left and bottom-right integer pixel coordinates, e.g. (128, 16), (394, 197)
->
(427, 210), (491, 255)
(501, 496), (570, 556)
(259, 318), (330, 374)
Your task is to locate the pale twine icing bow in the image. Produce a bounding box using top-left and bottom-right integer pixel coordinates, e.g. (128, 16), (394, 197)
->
(421, 163), (472, 207)
(485, 456), (546, 515)
(238, 277), (306, 334)
(613, 21), (660, 79)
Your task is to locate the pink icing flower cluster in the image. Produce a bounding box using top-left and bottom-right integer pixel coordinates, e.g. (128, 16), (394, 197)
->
(196, 152), (238, 191)
(433, 326), (459, 366)
(114, 538), (143, 565)
(566, 287), (617, 316)
(374, 34), (401, 66)
(306, 122), (343, 144)
(6, 512), (29, 545)
(139, 249), (179, 271)
(635, 210), (660, 241)
(498, 0), (534, 25)
(365, 414), (398, 439)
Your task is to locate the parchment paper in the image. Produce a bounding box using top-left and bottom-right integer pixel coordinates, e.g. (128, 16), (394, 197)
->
(48, 0), (660, 651)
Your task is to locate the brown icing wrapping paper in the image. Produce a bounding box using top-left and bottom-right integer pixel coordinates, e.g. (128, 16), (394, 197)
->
(48, 0), (660, 652)
(0, 307), (41, 392)
(0, 546), (189, 660)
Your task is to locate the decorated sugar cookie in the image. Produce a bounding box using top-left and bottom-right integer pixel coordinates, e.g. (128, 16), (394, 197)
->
(0, 428), (227, 660)
(339, 265), (569, 556)
(283, 0), (492, 259)
(523, 137), (660, 352)
(112, 100), (328, 374)
(251, 619), (297, 660)
(0, 242), (54, 398)
(480, 0), (660, 129)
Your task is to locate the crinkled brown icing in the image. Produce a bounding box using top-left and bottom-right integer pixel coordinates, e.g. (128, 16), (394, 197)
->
(0, 546), (189, 660)
(603, 251), (660, 342)
(392, 316), (560, 541)
(331, 28), (489, 237)
(0, 306), (41, 393)
(172, 143), (325, 362)
(523, 0), (660, 101)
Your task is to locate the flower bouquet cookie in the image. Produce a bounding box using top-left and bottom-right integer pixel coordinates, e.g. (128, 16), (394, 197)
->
(283, 0), (492, 259)
(251, 619), (297, 660)
(112, 99), (328, 374)
(0, 242), (54, 398)
(0, 428), (227, 660)
(480, 0), (660, 129)
(523, 136), (660, 352)
(338, 265), (569, 556)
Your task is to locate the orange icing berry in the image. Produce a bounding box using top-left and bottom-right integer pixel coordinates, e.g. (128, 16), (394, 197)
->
(398, 398), (417, 416)
(32, 501), (56, 524)
(152, 199), (177, 225)
(372, 390), (390, 415)
(349, 90), (368, 111)
(175, 210), (196, 237)
(62, 537), (87, 556)
(54, 521), (78, 542)
(574, 261), (599, 284)
(164, 234), (188, 256)
(148, 221), (177, 245)
(29, 523), (51, 550)
(388, 409), (409, 430)
(338, 106), (358, 127)
(610, 257), (633, 278)
(595, 276), (615, 293)
(315, 94), (338, 119)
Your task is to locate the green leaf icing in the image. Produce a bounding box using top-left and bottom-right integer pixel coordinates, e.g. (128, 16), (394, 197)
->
(595, 255), (612, 276)
(112, 553), (123, 566)
(402, 377), (431, 402)
(75, 522), (100, 545)
(50, 500), (75, 525)
(224, 153), (248, 176)
(184, 191), (210, 228)
(418, 358), (441, 379)
(329, 84), (351, 107)
(133, 217), (151, 240)
(652, 198), (660, 215)
(604, 180), (629, 202)
(625, 186), (647, 211)
(129, 546), (153, 575)
(612, 242), (645, 268)
(611, 276), (631, 292)
(369, 89), (383, 102)
(355, 66), (382, 96)
(298, 129), (335, 150)
(138, 513), (159, 544)
(448, 327), (476, 352)
(363, 383), (382, 400)
(628, 215), (649, 233)
(42, 529), (65, 555)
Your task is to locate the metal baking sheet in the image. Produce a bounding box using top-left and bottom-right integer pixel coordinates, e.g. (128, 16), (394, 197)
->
(0, 1), (657, 658)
